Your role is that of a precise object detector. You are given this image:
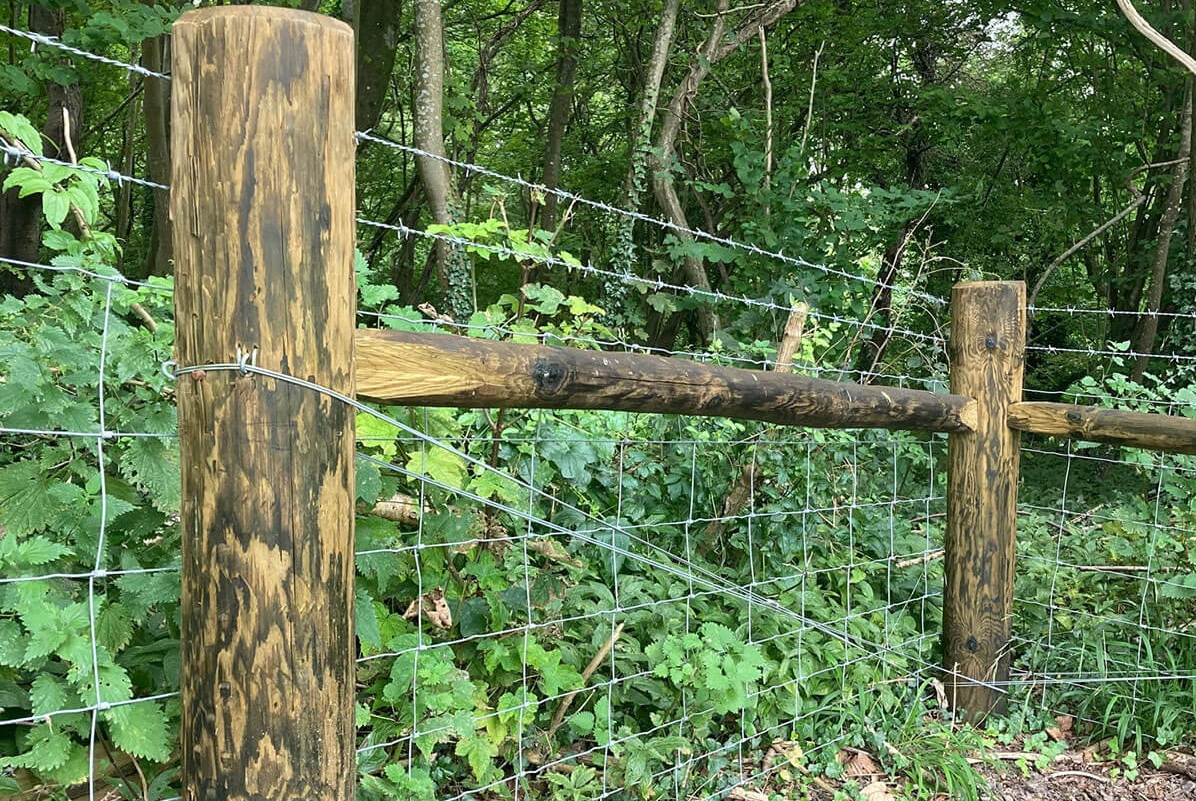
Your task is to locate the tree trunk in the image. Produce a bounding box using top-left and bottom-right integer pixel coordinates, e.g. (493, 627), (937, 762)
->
(141, 28), (173, 277)
(413, 0), (473, 317)
(355, 0), (402, 132)
(539, 0), (582, 231)
(610, 0), (678, 289)
(413, 0), (453, 276)
(1, 5), (81, 296)
(0, 177), (39, 296)
(1132, 79), (1192, 380)
(647, 0), (730, 345)
(855, 223), (913, 381)
(647, 0), (799, 344)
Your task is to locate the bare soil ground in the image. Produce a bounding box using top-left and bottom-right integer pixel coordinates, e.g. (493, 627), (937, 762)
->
(731, 739), (1196, 801)
(975, 750), (1196, 801)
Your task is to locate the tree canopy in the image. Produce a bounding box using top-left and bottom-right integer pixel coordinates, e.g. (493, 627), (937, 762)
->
(3, 0), (1195, 385)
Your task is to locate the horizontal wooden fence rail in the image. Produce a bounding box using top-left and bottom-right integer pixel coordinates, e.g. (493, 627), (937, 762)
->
(1008, 401), (1196, 455)
(355, 329), (979, 433)
(357, 331), (1196, 456)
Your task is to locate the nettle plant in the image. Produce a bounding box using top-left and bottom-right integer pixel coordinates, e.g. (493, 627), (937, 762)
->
(0, 113), (178, 791)
(348, 275), (947, 799)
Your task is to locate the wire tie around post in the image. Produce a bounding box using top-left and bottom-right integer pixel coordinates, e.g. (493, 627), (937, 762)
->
(161, 360), (178, 380)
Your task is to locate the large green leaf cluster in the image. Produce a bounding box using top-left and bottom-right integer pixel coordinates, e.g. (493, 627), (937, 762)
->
(0, 114), (178, 793)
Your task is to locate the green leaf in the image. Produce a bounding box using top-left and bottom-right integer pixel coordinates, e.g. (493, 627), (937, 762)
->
(455, 733), (499, 783)
(568, 710), (594, 734)
(3, 168), (53, 195)
(66, 183), (99, 226)
(9, 723), (72, 771)
(78, 659), (135, 705)
(0, 113), (43, 156)
(360, 281), (401, 309)
(0, 461), (58, 535)
(15, 536), (72, 566)
(355, 590), (382, 649)
(356, 459), (382, 504)
(42, 190), (70, 228)
(357, 412), (401, 458)
(522, 283), (566, 315)
(541, 435), (596, 485)
(383, 764), (435, 799)
(406, 447), (466, 490)
(531, 648), (582, 696)
(1159, 573), (1196, 600)
(0, 677), (28, 711)
(0, 620), (27, 666)
(119, 437), (180, 512)
(699, 622), (739, 651)
(30, 674), (71, 717)
(566, 295), (604, 316)
(105, 700), (172, 762)
(39, 163), (74, 184)
(457, 596), (488, 638)
(43, 743), (91, 788)
(114, 567), (181, 620)
(468, 469), (522, 503)
(24, 624), (68, 663)
(96, 602), (134, 652)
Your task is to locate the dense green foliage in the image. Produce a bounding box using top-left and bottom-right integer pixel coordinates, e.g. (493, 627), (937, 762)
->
(3, 0), (1196, 798)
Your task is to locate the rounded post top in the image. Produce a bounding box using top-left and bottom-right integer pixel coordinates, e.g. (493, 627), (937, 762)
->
(951, 280), (1026, 291)
(173, 5), (353, 37)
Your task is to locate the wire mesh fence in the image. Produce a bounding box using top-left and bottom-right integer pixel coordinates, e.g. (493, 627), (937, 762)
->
(3, 18), (1196, 801)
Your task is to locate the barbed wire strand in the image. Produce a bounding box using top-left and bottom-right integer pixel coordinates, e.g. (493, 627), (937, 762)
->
(355, 131), (947, 308)
(0, 24), (169, 80)
(357, 216), (945, 345)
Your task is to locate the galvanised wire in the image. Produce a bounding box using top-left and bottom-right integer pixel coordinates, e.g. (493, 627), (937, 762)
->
(0, 24), (169, 80)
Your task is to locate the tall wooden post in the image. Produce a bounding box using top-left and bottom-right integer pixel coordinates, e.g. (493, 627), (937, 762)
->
(171, 8), (356, 800)
(942, 281), (1025, 720)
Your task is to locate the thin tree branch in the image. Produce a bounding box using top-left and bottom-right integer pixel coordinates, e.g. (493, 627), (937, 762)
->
(1029, 195), (1148, 309)
(1028, 157), (1189, 308)
(799, 39), (824, 156)
(758, 25), (772, 214)
(1116, 0), (1196, 77)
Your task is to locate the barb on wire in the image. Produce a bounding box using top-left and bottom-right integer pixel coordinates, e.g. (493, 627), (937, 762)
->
(1027, 343), (1196, 362)
(1030, 304), (1196, 321)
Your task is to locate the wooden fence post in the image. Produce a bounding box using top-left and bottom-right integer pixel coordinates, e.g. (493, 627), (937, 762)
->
(942, 281), (1025, 720)
(171, 8), (356, 800)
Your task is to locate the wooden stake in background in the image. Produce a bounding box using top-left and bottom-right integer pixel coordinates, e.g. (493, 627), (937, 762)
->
(942, 281), (1025, 720)
(171, 8), (356, 800)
